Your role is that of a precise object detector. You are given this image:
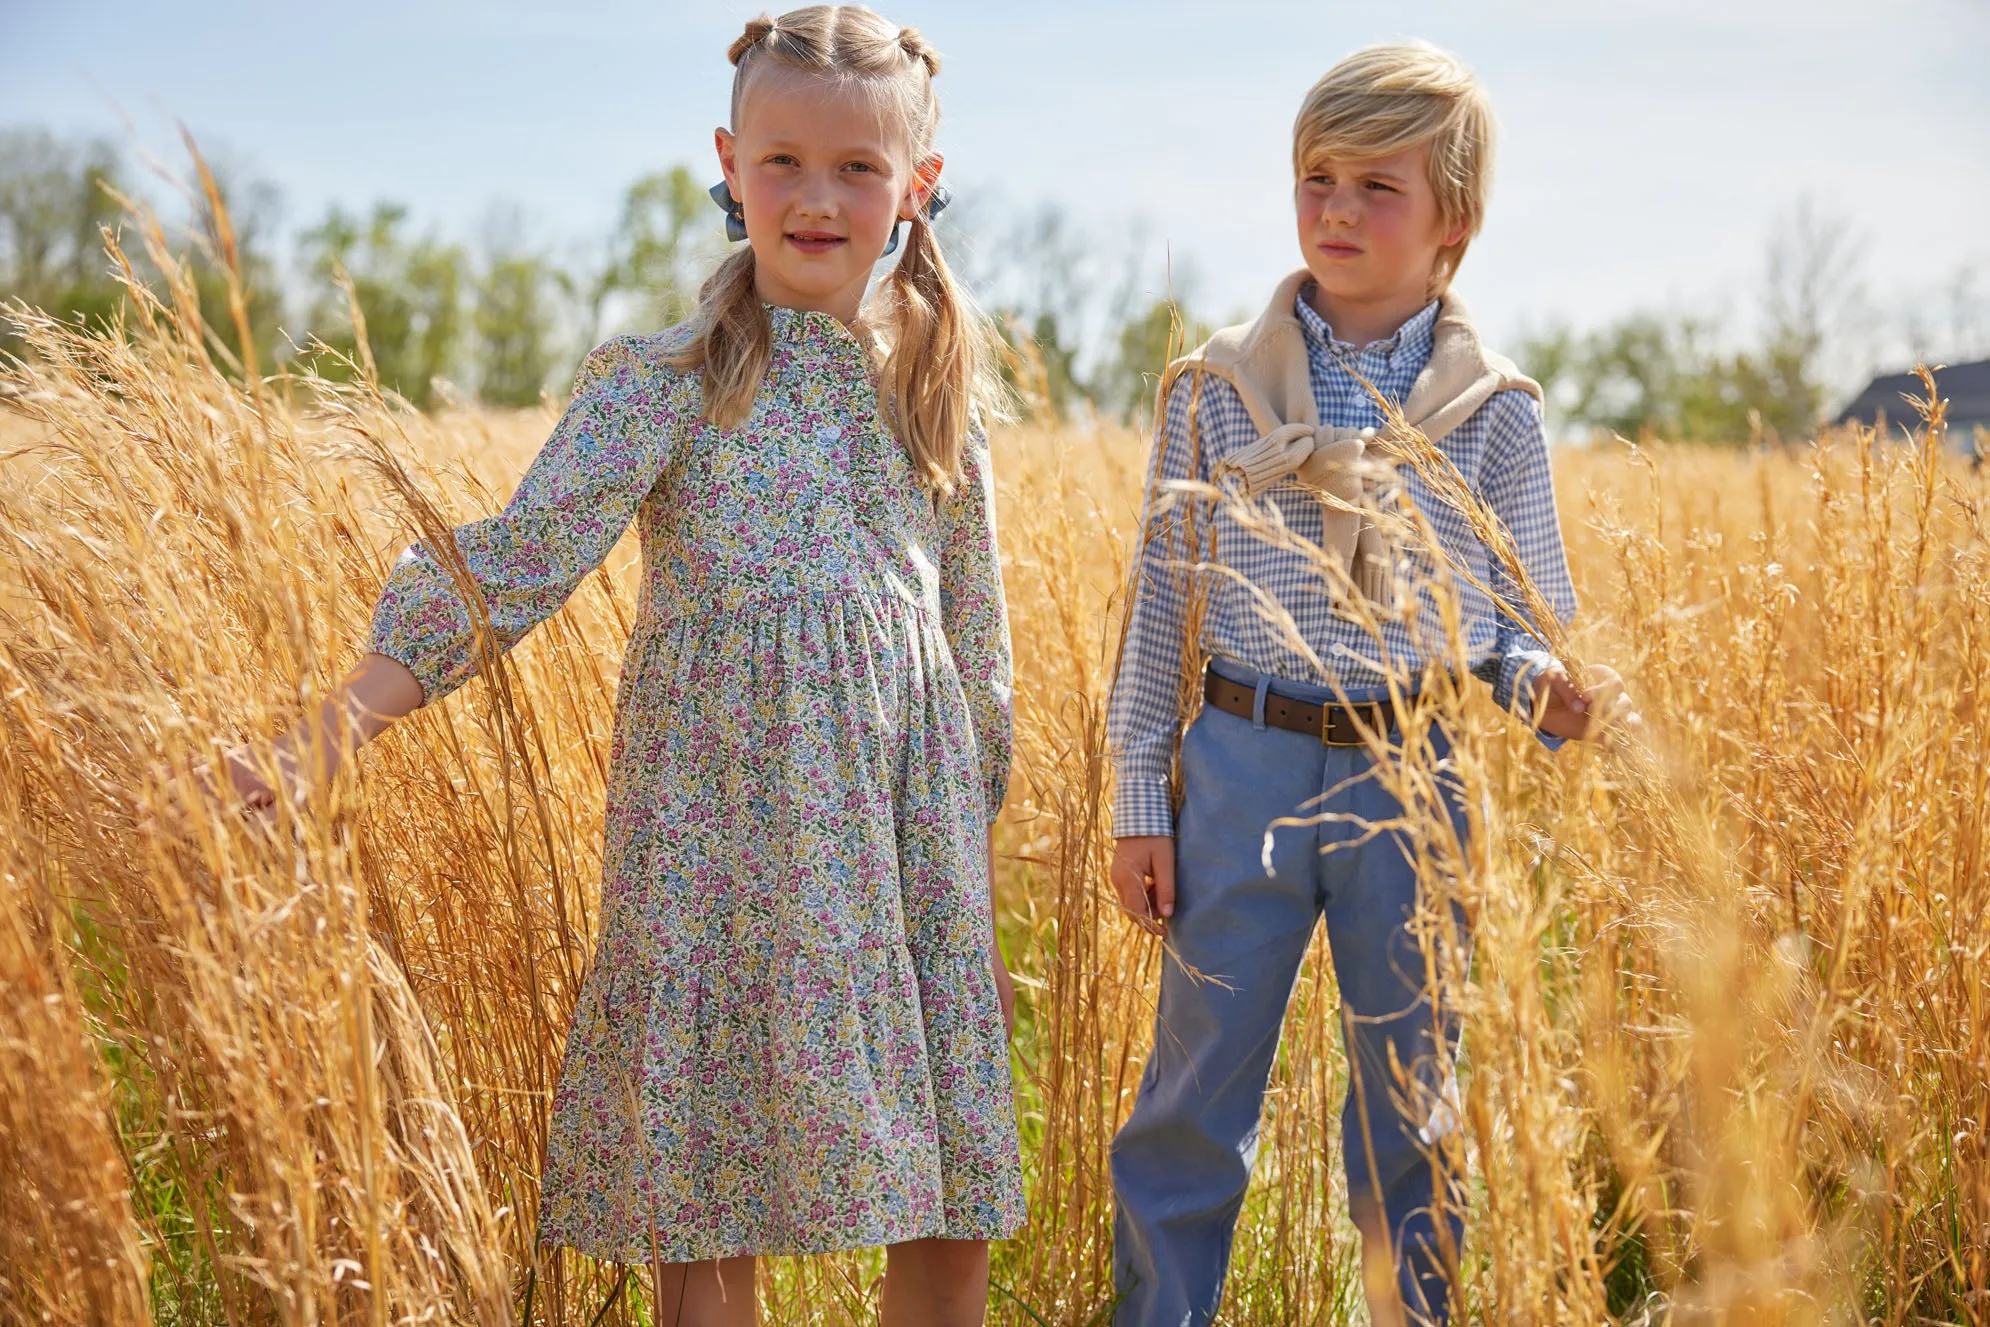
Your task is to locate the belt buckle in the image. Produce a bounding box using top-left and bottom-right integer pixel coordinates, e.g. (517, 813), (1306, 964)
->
(1320, 702), (1370, 747)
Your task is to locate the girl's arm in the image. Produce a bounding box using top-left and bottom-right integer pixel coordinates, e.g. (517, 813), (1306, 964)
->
(936, 425), (1013, 824)
(938, 430), (1016, 1036)
(368, 335), (674, 708)
(223, 651), (422, 810)
(222, 336), (674, 810)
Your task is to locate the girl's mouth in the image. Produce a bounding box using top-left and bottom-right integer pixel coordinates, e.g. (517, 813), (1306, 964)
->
(786, 231), (847, 255)
(1318, 240), (1363, 257)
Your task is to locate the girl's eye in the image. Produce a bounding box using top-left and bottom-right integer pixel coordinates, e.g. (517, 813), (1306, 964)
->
(767, 154), (798, 167)
(1306, 175), (1332, 188)
(844, 161), (877, 174)
(1365, 180), (1396, 193)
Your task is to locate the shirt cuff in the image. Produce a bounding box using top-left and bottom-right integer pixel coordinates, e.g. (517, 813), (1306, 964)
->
(1494, 648), (1567, 752)
(1111, 775), (1175, 839)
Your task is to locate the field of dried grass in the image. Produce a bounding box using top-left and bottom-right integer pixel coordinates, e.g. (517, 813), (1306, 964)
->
(3, 226), (1987, 1325)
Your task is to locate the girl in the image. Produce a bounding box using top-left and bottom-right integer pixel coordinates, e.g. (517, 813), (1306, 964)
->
(227, 8), (1023, 1322)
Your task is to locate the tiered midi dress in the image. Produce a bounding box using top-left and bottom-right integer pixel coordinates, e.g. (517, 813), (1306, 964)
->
(366, 305), (1024, 1262)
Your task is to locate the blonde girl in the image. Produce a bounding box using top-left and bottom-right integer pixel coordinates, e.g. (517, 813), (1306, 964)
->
(226, 7), (1023, 1322)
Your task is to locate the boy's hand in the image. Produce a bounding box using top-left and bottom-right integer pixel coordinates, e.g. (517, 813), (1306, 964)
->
(1532, 663), (1637, 740)
(1111, 836), (1175, 936)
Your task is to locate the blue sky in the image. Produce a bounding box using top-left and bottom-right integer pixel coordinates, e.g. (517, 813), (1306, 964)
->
(5, 0), (1987, 378)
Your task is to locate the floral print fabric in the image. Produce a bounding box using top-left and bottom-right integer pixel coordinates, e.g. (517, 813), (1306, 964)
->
(367, 306), (1023, 1261)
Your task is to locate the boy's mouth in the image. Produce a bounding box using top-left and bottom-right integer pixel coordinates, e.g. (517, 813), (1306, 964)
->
(786, 230), (847, 255)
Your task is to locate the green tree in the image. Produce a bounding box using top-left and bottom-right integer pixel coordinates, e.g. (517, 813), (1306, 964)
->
(0, 128), (126, 358)
(298, 202), (466, 407)
(1520, 201), (1861, 444)
(566, 166), (711, 349)
(185, 156), (287, 378)
(473, 245), (559, 407)
(1092, 297), (1214, 427)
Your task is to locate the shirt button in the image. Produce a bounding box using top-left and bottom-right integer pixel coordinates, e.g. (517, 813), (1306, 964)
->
(817, 425), (843, 443)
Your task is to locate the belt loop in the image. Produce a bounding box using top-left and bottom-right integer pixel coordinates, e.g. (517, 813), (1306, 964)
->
(1251, 676), (1270, 731)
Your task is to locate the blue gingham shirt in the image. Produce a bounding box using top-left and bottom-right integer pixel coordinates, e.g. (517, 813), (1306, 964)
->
(1108, 291), (1578, 838)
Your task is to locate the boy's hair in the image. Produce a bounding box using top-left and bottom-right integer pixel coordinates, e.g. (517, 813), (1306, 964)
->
(1293, 41), (1495, 298)
(668, 5), (999, 492)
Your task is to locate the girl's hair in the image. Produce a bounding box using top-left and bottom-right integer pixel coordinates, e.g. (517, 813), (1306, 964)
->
(668, 5), (999, 492)
(1292, 41), (1495, 299)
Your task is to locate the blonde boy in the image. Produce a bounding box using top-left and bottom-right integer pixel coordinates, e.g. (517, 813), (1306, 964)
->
(1106, 42), (1609, 1326)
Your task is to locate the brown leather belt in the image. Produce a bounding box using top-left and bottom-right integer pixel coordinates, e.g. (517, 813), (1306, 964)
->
(1203, 669), (1400, 745)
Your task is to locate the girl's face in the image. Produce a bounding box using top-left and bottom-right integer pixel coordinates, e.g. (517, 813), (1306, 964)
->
(1294, 140), (1467, 319)
(716, 72), (942, 325)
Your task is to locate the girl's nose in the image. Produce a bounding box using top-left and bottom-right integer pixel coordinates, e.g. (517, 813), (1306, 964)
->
(795, 175), (837, 218)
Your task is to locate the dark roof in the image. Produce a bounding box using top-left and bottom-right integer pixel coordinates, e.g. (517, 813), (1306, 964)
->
(1836, 359), (1990, 447)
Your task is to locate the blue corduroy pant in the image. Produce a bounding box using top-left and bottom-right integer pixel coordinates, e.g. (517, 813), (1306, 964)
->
(1111, 659), (1472, 1326)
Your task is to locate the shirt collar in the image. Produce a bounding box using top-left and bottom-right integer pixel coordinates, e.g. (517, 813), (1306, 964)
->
(1292, 286), (1439, 372)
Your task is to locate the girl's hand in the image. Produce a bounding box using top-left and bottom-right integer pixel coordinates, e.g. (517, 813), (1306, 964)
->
(189, 733), (337, 822)
(219, 744), (282, 813)
(1111, 836), (1175, 936)
(990, 939), (1015, 1039)
(985, 835), (1014, 1038)
(1532, 662), (1637, 740)
(177, 654), (421, 825)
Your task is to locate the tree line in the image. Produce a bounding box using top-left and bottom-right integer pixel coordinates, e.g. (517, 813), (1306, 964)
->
(0, 126), (1202, 422)
(0, 127), (718, 409)
(6, 125), (1979, 439)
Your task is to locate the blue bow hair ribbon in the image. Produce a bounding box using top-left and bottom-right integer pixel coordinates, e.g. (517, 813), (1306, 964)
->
(707, 180), (952, 255)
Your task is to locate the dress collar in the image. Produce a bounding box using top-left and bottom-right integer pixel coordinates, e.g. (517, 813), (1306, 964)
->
(1293, 287), (1439, 372)
(764, 303), (881, 375)
(767, 303), (861, 347)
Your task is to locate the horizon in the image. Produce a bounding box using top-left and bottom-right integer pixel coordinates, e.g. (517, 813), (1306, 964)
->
(6, 0), (1988, 394)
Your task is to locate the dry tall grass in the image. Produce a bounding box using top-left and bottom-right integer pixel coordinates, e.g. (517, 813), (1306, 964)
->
(3, 202), (1987, 1326)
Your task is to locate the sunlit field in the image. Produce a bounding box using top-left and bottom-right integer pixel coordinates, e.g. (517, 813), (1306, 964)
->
(4, 218), (1988, 1326)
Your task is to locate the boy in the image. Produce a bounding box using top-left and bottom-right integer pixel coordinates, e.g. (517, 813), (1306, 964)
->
(1106, 41), (1611, 1327)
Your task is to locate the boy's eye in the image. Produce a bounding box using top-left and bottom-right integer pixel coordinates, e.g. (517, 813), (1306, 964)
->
(766, 154), (799, 167)
(1365, 180), (1397, 193)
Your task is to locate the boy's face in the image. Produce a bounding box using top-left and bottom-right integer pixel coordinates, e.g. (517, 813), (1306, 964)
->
(716, 72), (940, 323)
(1294, 140), (1467, 314)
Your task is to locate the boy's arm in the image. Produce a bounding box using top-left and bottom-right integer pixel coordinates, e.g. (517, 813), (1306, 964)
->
(1471, 390), (1579, 743)
(1107, 371), (1223, 839)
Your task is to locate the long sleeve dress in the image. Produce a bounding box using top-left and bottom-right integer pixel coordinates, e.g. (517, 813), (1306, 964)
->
(366, 305), (1025, 1263)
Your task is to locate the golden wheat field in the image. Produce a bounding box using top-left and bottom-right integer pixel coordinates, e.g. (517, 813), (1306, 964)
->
(3, 219), (1989, 1327)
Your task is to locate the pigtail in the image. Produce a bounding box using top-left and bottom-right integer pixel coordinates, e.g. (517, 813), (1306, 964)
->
(729, 16), (777, 64)
(675, 6), (1003, 456)
(877, 212), (998, 493)
(666, 12), (788, 428)
(665, 246), (771, 430)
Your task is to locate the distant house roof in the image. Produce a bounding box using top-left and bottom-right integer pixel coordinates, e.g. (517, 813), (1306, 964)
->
(1836, 359), (1990, 450)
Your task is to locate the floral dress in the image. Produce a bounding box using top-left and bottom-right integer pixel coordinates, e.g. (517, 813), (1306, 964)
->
(367, 306), (1024, 1262)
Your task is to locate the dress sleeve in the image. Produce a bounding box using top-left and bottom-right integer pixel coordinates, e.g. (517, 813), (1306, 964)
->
(936, 425), (1013, 823)
(367, 336), (673, 706)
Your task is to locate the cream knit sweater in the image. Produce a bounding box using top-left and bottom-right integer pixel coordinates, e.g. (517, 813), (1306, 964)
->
(1159, 269), (1542, 605)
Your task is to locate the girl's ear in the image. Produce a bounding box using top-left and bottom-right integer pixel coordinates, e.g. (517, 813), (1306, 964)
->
(1439, 216), (1470, 248)
(901, 152), (946, 221)
(716, 127), (741, 197)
